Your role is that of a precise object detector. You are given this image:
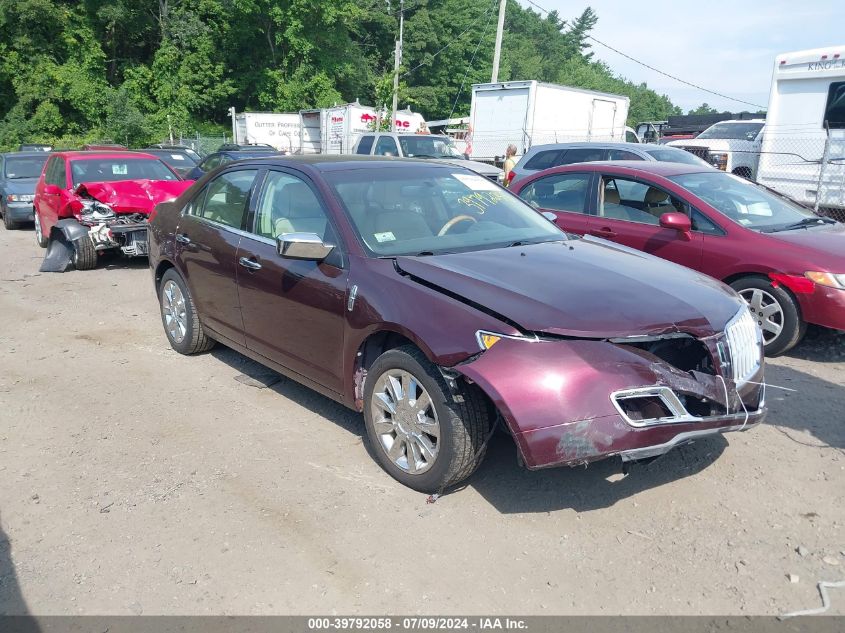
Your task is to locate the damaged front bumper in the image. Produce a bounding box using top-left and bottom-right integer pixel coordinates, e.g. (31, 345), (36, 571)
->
(453, 334), (766, 470)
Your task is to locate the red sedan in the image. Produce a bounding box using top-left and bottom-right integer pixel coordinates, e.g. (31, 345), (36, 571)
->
(512, 161), (845, 355)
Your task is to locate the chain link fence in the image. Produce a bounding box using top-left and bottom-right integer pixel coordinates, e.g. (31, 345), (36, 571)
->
(158, 133), (230, 157)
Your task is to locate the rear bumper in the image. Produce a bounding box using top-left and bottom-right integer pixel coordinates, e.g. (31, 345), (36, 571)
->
(5, 203), (34, 221)
(454, 337), (765, 470)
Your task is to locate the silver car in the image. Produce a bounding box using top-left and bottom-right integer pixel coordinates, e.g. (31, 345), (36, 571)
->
(510, 141), (711, 186)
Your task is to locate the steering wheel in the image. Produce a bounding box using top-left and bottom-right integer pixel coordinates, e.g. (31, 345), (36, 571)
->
(438, 215), (478, 236)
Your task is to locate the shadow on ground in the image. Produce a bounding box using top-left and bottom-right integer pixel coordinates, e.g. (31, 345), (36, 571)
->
(0, 512), (31, 617)
(784, 326), (845, 364)
(204, 338), (844, 512)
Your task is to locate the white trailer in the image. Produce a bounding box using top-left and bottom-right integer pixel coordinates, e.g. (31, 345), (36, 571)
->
(468, 81), (632, 161)
(757, 46), (845, 211)
(299, 102), (427, 155)
(233, 112), (302, 152)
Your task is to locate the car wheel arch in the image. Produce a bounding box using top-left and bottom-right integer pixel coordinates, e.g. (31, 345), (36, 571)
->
(154, 258), (177, 292)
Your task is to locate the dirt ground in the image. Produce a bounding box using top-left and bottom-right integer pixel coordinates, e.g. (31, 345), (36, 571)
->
(0, 222), (843, 617)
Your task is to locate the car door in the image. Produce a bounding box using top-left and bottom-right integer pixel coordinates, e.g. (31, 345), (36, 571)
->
(38, 156), (70, 232)
(236, 169), (348, 393)
(175, 168), (259, 346)
(516, 172), (595, 235)
(590, 174), (704, 270)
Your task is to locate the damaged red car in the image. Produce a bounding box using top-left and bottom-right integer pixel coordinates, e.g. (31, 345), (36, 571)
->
(33, 151), (193, 272)
(149, 157), (766, 492)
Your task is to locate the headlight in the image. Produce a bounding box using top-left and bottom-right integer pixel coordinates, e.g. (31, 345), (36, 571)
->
(475, 330), (537, 351)
(805, 271), (845, 289)
(6, 194), (34, 203)
(709, 153), (728, 171)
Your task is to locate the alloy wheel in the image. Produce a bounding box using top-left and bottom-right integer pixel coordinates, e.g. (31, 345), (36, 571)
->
(739, 288), (784, 344)
(162, 280), (188, 344)
(369, 369), (440, 475)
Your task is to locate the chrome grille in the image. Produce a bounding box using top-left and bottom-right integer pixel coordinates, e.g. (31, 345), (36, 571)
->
(724, 307), (763, 385)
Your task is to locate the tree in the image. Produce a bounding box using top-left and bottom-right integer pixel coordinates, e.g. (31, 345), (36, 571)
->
(688, 103), (719, 115)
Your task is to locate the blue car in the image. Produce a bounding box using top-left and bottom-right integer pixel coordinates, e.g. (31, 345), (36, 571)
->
(185, 148), (281, 181)
(0, 152), (50, 230)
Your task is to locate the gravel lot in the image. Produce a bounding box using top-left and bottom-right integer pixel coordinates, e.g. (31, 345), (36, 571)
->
(1, 223), (843, 616)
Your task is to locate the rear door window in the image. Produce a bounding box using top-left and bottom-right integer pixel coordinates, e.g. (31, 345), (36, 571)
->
(608, 149), (644, 161)
(356, 136), (375, 155)
(560, 147), (607, 164)
(518, 173), (592, 213)
(824, 82), (845, 129)
(374, 136), (399, 156)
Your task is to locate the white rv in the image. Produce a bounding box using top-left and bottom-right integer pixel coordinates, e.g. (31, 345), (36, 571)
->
(757, 46), (845, 211)
(467, 81), (637, 162)
(299, 103), (426, 155)
(233, 112), (302, 152)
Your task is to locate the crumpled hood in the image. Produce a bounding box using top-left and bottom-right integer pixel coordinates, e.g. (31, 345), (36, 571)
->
(2, 178), (39, 195)
(74, 179), (193, 215)
(395, 239), (743, 339)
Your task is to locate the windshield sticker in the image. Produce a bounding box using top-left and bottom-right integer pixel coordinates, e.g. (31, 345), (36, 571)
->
(170, 154), (186, 161)
(112, 164), (128, 175)
(374, 231), (396, 243)
(453, 173), (499, 191)
(458, 190), (504, 213)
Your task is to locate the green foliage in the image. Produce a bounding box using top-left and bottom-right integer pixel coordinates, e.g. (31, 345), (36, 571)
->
(688, 103), (719, 115)
(0, 0), (682, 150)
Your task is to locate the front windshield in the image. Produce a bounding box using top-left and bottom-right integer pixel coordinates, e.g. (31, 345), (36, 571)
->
(70, 158), (179, 186)
(643, 147), (710, 167)
(325, 167), (565, 256)
(398, 136), (464, 159)
(696, 122), (763, 141)
(670, 171), (826, 232)
(4, 155), (49, 179)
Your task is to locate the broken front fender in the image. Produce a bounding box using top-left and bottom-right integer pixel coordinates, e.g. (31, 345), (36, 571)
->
(453, 337), (765, 469)
(39, 219), (90, 273)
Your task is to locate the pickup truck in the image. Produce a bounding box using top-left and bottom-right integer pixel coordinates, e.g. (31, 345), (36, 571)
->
(352, 133), (503, 182)
(667, 120), (765, 179)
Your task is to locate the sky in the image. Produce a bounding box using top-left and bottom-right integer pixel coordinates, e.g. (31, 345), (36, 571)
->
(515, 0), (844, 114)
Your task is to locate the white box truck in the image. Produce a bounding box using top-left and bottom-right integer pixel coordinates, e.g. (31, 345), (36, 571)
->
(468, 81), (634, 161)
(757, 46), (845, 211)
(299, 102), (427, 154)
(234, 112), (302, 152)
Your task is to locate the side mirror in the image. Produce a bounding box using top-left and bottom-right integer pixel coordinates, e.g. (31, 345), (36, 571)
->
(659, 212), (692, 239)
(43, 184), (61, 195)
(541, 211), (557, 223)
(277, 232), (335, 261)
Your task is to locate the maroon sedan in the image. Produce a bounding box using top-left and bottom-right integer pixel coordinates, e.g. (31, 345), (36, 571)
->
(148, 156), (765, 492)
(513, 161), (845, 356)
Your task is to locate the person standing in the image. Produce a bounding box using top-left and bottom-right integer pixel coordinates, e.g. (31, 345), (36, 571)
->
(502, 144), (518, 187)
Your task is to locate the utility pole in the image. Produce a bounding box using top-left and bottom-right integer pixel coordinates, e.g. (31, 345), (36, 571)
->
(491, 0), (506, 83)
(391, 0), (404, 132)
(228, 106), (237, 144)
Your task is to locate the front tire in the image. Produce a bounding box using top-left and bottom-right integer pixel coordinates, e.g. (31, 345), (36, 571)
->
(72, 237), (98, 270)
(730, 276), (804, 356)
(363, 345), (490, 493)
(158, 269), (215, 355)
(3, 207), (19, 230)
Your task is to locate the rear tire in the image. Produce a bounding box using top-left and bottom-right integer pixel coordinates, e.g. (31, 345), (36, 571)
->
(72, 237), (98, 270)
(158, 268), (215, 355)
(34, 210), (48, 248)
(730, 276), (804, 356)
(363, 345), (490, 493)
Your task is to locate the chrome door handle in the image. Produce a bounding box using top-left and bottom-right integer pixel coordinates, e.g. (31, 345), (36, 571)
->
(238, 257), (262, 271)
(175, 233), (191, 244)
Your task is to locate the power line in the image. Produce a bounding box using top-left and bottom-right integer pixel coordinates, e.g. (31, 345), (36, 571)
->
(521, 0), (766, 110)
(403, 0), (498, 76)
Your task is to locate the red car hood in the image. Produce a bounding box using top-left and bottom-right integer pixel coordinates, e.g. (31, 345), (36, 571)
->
(764, 223), (845, 266)
(75, 180), (193, 215)
(395, 240), (744, 339)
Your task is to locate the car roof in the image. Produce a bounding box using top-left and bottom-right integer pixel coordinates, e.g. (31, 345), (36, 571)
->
(527, 141), (645, 152)
(1, 152), (52, 159)
(221, 155), (457, 172)
(54, 151), (160, 161)
(565, 160), (712, 176)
